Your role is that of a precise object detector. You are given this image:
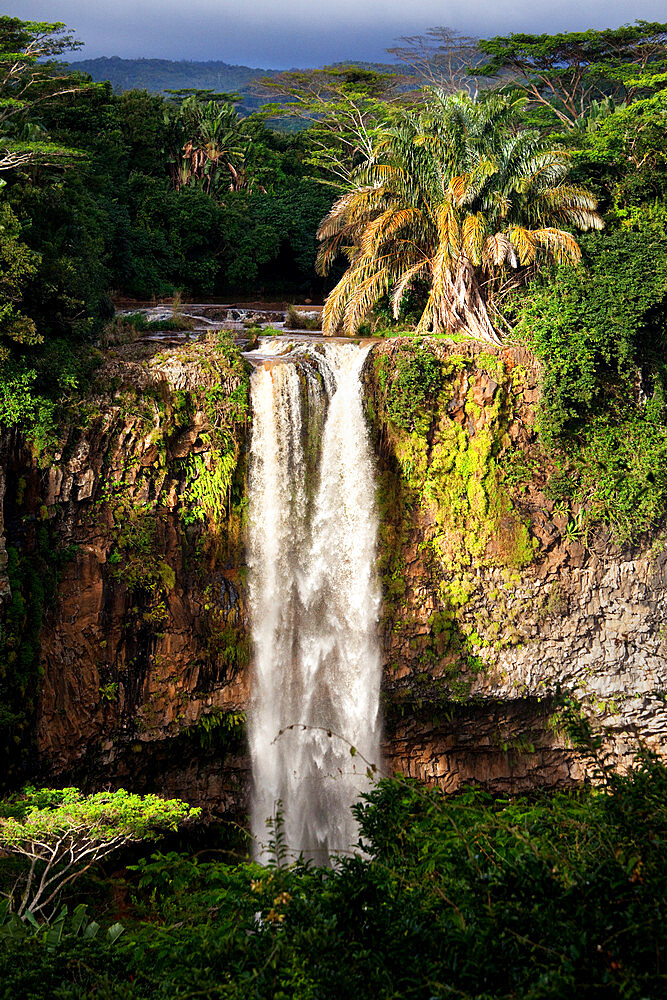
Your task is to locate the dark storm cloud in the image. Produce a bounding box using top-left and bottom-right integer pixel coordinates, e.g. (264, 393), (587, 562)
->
(11, 0), (667, 67)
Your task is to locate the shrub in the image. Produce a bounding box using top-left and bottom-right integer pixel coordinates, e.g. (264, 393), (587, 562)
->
(1, 757), (666, 998)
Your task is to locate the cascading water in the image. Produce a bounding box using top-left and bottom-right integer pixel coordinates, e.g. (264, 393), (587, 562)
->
(246, 339), (382, 863)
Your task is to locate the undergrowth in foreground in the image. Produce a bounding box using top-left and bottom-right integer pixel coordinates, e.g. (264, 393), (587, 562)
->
(0, 754), (665, 999)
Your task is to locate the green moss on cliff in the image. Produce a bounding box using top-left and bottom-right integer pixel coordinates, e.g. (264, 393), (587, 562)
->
(373, 341), (534, 573)
(107, 500), (175, 629)
(180, 374), (249, 537)
(367, 340), (538, 696)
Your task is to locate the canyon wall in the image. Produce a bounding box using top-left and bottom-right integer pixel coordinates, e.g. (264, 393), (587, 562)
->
(1, 335), (666, 817)
(0, 339), (251, 817)
(363, 340), (667, 792)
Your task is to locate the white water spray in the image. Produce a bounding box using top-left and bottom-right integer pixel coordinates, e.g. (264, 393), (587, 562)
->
(246, 340), (382, 862)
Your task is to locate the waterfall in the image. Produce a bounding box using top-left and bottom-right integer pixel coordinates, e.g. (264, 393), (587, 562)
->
(246, 340), (382, 863)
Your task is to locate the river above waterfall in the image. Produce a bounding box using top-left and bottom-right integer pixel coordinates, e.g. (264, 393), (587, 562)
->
(246, 339), (382, 863)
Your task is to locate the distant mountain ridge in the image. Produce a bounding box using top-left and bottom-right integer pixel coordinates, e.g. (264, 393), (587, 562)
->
(67, 56), (281, 111)
(66, 56), (403, 110)
(70, 56), (410, 118)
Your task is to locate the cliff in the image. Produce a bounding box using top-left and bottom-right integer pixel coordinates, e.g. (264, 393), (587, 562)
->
(2, 334), (666, 817)
(0, 337), (251, 816)
(363, 339), (667, 791)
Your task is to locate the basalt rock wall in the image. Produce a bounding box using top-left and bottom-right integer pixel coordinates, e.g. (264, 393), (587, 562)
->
(0, 339), (250, 818)
(1, 336), (666, 818)
(365, 339), (667, 790)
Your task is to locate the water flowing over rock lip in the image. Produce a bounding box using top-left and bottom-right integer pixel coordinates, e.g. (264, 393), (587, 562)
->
(246, 340), (382, 863)
(243, 334), (377, 367)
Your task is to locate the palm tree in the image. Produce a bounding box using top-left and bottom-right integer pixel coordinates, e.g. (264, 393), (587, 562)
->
(172, 98), (248, 194)
(317, 91), (603, 342)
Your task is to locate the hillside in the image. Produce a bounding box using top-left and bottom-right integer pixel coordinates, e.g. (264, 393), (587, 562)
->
(66, 55), (280, 111)
(66, 56), (404, 111)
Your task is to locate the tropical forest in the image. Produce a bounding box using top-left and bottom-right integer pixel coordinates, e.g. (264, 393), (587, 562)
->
(1, 8), (667, 998)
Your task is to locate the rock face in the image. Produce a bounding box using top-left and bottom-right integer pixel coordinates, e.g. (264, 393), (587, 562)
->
(363, 339), (667, 788)
(1, 336), (666, 817)
(383, 699), (585, 794)
(0, 339), (250, 816)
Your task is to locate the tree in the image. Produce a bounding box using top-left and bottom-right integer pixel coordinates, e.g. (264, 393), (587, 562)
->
(387, 26), (487, 96)
(580, 89), (667, 201)
(257, 65), (408, 185)
(0, 186), (40, 355)
(0, 16), (93, 173)
(0, 787), (199, 921)
(476, 21), (667, 129)
(512, 213), (667, 435)
(317, 91), (602, 342)
(170, 96), (249, 194)
(117, 89), (174, 177)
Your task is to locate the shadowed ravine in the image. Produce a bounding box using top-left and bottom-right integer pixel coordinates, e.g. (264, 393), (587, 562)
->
(246, 340), (382, 862)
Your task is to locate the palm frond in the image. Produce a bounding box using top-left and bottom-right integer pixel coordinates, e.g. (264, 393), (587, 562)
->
(532, 228), (582, 264)
(318, 87), (599, 340)
(506, 226), (537, 266)
(483, 233), (518, 269)
(360, 208), (421, 256)
(461, 213), (486, 266)
(342, 265), (393, 334)
(391, 259), (430, 318)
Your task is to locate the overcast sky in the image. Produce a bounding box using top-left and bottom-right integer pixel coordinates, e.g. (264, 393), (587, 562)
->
(11, 0), (667, 67)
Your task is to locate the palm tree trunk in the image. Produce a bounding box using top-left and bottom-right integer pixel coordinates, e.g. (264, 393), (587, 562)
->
(437, 257), (502, 345)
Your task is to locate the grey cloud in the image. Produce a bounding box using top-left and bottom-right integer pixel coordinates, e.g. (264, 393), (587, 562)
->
(11, 0), (667, 67)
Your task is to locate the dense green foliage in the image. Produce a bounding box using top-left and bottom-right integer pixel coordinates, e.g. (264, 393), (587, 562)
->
(5, 81), (331, 310)
(477, 21), (667, 128)
(514, 220), (667, 438)
(381, 339), (443, 433)
(0, 756), (665, 997)
(0, 18), (333, 443)
(506, 101), (667, 538)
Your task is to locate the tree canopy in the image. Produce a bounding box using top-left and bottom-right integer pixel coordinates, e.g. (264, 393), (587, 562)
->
(170, 96), (250, 193)
(257, 65), (408, 185)
(0, 787), (199, 921)
(0, 16), (96, 172)
(387, 26), (486, 94)
(477, 20), (667, 127)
